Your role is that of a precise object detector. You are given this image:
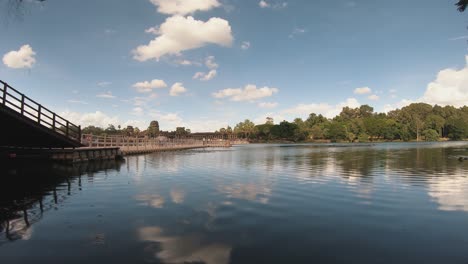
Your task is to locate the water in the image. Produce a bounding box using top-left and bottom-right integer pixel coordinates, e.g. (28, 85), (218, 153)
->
(1, 142), (468, 264)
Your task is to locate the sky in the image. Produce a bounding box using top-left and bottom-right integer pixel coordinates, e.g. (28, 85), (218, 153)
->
(1, 0), (467, 132)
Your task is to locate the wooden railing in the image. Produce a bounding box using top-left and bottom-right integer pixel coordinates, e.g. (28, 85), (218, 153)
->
(0, 80), (81, 142)
(81, 134), (231, 151)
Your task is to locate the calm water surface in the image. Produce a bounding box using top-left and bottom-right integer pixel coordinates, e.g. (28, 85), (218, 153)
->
(2, 142), (468, 263)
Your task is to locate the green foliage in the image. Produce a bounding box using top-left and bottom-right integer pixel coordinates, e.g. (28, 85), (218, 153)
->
(422, 129), (439, 142)
(358, 133), (370, 142)
(147, 120), (160, 137)
(237, 103), (468, 143)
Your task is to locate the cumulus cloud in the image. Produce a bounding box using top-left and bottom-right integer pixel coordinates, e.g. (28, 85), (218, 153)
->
(367, 94), (379, 101)
(259, 1), (270, 8)
(241, 41), (251, 50)
(193, 56), (219, 81)
(283, 98), (360, 118)
(421, 55), (468, 107)
(133, 79), (167, 93)
(174, 59), (200, 66)
(97, 81), (112, 87)
(193, 69), (217, 81)
(382, 99), (414, 113)
(259, 1), (287, 9)
(354, 87), (372, 95)
(205, 55), (218, 69)
(258, 102), (278, 108)
(96, 91), (116, 99)
(2, 44), (36, 69)
(170, 82), (187, 96)
(213, 84), (279, 102)
(133, 16), (233, 61)
(149, 0), (221, 15)
(61, 111), (120, 128)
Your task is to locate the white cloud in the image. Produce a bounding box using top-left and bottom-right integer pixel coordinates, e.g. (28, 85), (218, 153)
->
(258, 102), (278, 108)
(205, 55), (218, 69)
(97, 81), (112, 87)
(382, 99), (414, 113)
(241, 41), (251, 50)
(149, 111), (183, 125)
(170, 82), (187, 96)
(2, 44), (36, 69)
(259, 1), (287, 9)
(283, 98), (360, 118)
(130, 93), (158, 107)
(67, 100), (88, 105)
(354, 87), (372, 95)
(428, 175), (468, 212)
(193, 56), (219, 81)
(132, 107), (145, 116)
(61, 110), (149, 130)
(133, 16), (233, 61)
(61, 111), (120, 128)
(213, 84), (279, 102)
(149, 0), (221, 15)
(259, 0), (270, 8)
(193, 69), (217, 81)
(96, 91), (116, 99)
(174, 59), (199, 66)
(367, 94), (379, 101)
(421, 55), (468, 107)
(449, 35), (468, 41)
(133, 79), (167, 93)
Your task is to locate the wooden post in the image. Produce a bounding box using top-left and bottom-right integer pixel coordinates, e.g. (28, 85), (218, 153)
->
(37, 105), (42, 124)
(2, 82), (6, 105)
(20, 95), (25, 115)
(52, 113), (56, 131)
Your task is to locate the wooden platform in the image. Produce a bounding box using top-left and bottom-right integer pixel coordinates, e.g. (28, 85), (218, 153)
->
(1, 147), (122, 163)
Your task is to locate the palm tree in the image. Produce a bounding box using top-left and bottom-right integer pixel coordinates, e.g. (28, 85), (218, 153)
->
(457, 0), (468, 12)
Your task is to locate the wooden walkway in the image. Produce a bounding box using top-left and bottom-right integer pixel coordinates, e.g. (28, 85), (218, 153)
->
(81, 134), (231, 155)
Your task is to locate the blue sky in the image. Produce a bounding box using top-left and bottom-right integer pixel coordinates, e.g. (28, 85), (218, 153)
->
(1, 0), (467, 131)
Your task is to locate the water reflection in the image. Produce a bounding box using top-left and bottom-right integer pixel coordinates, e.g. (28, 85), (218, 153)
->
(0, 160), (124, 245)
(139, 226), (231, 264)
(1, 143), (468, 263)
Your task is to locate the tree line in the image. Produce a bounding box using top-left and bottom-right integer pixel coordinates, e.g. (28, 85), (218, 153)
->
(81, 121), (191, 138)
(222, 103), (468, 143)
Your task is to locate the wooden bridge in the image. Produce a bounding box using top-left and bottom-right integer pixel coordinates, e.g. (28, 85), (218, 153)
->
(0, 80), (82, 148)
(0, 80), (234, 163)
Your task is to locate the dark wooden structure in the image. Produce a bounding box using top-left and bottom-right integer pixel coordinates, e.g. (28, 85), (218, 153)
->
(0, 80), (82, 148)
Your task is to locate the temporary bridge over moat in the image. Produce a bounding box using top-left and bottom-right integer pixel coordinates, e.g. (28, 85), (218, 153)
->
(0, 80), (234, 163)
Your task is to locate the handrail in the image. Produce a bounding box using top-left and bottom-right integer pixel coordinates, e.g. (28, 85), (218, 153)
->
(81, 134), (232, 149)
(0, 80), (81, 143)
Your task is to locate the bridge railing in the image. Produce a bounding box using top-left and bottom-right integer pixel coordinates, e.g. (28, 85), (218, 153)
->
(81, 134), (231, 149)
(0, 80), (81, 142)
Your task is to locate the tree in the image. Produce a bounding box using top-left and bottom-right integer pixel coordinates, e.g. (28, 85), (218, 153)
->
(234, 119), (257, 138)
(422, 129), (439, 142)
(175, 127), (190, 137)
(147, 120), (160, 137)
(325, 122), (347, 142)
(105, 124), (117, 135)
(456, 0), (468, 12)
